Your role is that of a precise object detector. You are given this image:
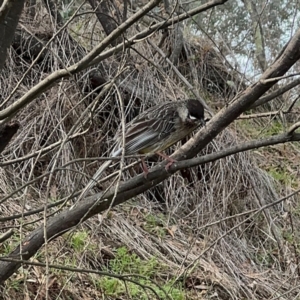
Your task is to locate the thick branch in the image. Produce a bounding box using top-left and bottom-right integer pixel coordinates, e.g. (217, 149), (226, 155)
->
(88, 0), (122, 46)
(0, 0), (227, 121)
(1, 0), (300, 284)
(243, 0), (267, 72)
(0, 0), (25, 70)
(173, 131), (300, 170)
(250, 77), (300, 109)
(173, 27), (300, 160)
(0, 0), (163, 121)
(0, 127), (299, 282)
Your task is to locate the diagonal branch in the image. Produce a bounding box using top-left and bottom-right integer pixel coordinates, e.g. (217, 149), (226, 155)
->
(249, 77), (300, 109)
(90, 0), (229, 66)
(173, 130), (300, 170)
(1, 0), (300, 285)
(0, 0), (25, 70)
(0, 0), (163, 121)
(0, 0), (227, 122)
(173, 27), (300, 160)
(88, 0), (122, 46)
(0, 126), (300, 282)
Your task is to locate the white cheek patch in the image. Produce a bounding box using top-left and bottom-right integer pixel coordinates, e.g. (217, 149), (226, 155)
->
(189, 114), (197, 120)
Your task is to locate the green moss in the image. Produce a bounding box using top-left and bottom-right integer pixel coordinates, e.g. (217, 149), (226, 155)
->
(97, 246), (185, 299)
(238, 119), (284, 139)
(68, 230), (90, 252)
(267, 166), (298, 188)
(262, 121), (284, 136)
(143, 213), (167, 238)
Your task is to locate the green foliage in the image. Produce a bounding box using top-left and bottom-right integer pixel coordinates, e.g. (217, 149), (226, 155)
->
(282, 229), (294, 243)
(0, 241), (12, 256)
(69, 230), (89, 252)
(267, 166), (298, 188)
(191, 0), (297, 69)
(0, 234), (20, 256)
(262, 121), (284, 136)
(143, 213), (167, 238)
(238, 119), (285, 139)
(97, 246), (185, 300)
(7, 278), (22, 292)
(254, 251), (275, 267)
(110, 246), (158, 276)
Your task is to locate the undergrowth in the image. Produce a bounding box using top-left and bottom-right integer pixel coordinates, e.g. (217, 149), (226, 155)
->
(1, 2), (300, 300)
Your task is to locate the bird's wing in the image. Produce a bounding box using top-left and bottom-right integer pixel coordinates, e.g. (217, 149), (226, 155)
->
(114, 114), (177, 155)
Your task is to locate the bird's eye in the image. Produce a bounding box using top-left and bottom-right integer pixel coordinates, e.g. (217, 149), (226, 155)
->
(188, 114), (197, 120)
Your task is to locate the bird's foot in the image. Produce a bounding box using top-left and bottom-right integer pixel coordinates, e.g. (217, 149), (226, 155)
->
(156, 152), (177, 171)
(141, 158), (149, 178)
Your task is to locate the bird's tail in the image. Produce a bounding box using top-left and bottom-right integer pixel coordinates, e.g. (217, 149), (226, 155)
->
(77, 159), (113, 201)
(77, 147), (122, 201)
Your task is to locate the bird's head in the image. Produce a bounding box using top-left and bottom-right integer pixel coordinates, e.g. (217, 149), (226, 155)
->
(182, 99), (205, 127)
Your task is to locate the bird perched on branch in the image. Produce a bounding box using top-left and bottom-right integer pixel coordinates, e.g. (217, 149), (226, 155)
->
(79, 99), (205, 199)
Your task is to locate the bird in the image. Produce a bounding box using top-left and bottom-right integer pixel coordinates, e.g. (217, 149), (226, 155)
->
(78, 99), (205, 200)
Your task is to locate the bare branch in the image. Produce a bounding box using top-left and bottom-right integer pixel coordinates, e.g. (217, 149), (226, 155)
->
(260, 72), (300, 84)
(250, 77), (300, 109)
(174, 27), (300, 160)
(0, 257), (169, 299)
(0, 0), (227, 123)
(0, 125), (300, 282)
(0, 0), (163, 121)
(243, 0), (267, 71)
(172, 130), (300, 170)
(287, 121), (300, 135)
(0, 230), (14, 243)
(0, 0), (25, 70)
(91, 0), (229, 66)
(88, 0), (122, 46)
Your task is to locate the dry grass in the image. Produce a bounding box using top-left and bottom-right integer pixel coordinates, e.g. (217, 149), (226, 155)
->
(0, 2), (300, 299)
